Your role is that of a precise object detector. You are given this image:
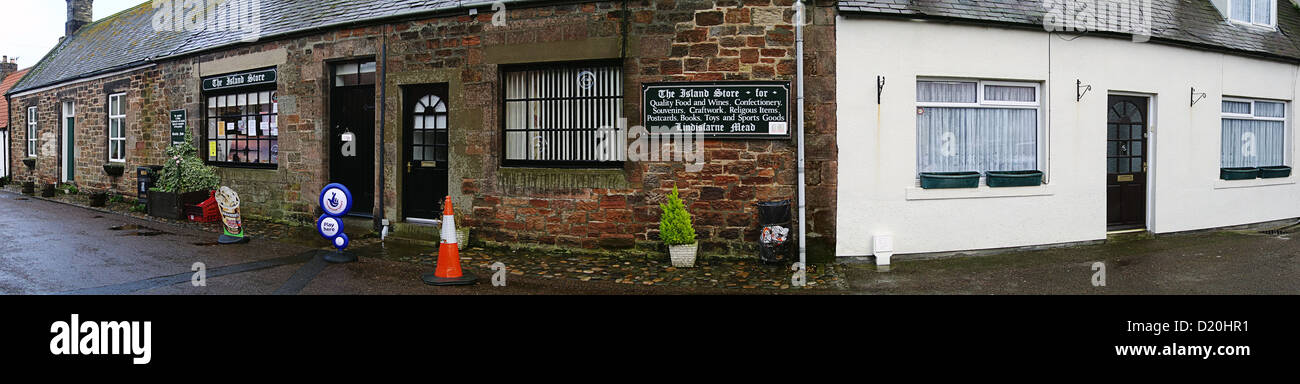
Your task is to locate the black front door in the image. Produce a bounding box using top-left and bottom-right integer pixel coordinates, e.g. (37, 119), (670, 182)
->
(1107, 95), (1148, 230)
(402, 84), (450, 220)
(329, 67), (376, 216)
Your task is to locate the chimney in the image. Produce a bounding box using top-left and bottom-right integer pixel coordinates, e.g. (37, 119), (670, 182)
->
(65, 0), (93, 38)
(0, 56), (16, 78)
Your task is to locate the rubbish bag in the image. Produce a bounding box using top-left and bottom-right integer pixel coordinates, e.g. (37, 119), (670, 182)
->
(756, 200), (792, 264)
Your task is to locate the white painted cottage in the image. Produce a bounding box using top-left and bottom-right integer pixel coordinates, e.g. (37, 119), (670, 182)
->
(835, 0), (1300, 256)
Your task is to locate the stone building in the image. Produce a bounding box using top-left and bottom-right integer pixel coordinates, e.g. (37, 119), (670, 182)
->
(0, 56), (30, 180)
(5, 0), (839, 259)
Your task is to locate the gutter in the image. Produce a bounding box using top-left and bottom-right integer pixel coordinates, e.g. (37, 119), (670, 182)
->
(795, 0), (808, 280)
(836, 10), (1300, 65)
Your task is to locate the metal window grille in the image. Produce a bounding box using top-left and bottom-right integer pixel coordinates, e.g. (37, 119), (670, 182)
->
(503, 63), (625, 167)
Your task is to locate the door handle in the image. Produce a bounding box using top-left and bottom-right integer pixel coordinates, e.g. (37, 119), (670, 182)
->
(407, 162), (412, 173)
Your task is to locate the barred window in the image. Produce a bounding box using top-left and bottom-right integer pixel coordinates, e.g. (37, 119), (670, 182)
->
(503, 62), (625, 167)
(108, 93), (126, 162)
(205, 90), (278, 167)
(26, 106), (36, 157)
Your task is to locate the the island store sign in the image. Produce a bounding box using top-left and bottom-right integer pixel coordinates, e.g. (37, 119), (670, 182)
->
(203, 68), (277, 91)
(642, 81), (791, 139)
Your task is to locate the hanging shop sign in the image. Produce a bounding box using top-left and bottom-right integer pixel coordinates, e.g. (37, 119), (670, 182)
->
(642, 81), (791, 139)
(215, 186), (249, 244)
(170, 110), (187, 145)
(202, 68), (277, 92)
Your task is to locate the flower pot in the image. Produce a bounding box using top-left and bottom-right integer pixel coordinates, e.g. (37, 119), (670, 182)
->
(21, 182), (35, 195)
(103, 164), (125, 177)
(22, 158), (35, 169)
(1259, 166), (1292, 179)
(1220, 167), (1259, 180)
(986, 170), (1043, 188)
(668, 243), (698, 268)
(919, 171), (980, 189)
(89, 192), (108, 207)
(40, 184), (56, 197)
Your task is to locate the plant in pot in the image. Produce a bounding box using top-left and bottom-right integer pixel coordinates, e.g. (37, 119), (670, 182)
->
(149, 134), (219, 220)
(0, 176), (9, 188)
(89, 191), (109, 207)
(103, 163), (126, 177)
(21, 180), (35, 195)
(22, 158), (35, 169)
(659, 186), (698, 268)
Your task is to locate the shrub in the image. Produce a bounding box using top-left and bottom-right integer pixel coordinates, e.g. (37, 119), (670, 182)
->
(154, 133), (219, 194)
(658, 186), (697, 246)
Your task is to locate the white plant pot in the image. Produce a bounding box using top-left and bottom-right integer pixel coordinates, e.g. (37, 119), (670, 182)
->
(668, 243), (698, 267)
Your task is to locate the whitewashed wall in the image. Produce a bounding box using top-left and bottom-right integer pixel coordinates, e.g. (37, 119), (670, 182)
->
(836, 17), (1300, 256)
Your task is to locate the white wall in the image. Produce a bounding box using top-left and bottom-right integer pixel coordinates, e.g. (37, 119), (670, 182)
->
(836, 17), (1300, 256)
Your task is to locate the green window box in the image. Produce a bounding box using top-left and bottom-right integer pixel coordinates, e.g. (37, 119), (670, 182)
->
(1259, 166), (1292, 179)
(1220, 167), (1260, 180)
(919, 171), (981, 189)
(986, 170), (1044, 188)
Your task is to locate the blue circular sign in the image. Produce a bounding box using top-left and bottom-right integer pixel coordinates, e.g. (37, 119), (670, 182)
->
(316, 214), (344, 239)
(333, 233), (350, 250)
(319, 183), (353, 217)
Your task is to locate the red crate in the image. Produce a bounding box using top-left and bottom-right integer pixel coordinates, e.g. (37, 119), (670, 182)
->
(188, 191), (219, 223)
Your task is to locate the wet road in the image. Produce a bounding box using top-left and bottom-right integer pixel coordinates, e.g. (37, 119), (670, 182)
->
(3, 190), (1298, 295)
(0, 191), (748, 295)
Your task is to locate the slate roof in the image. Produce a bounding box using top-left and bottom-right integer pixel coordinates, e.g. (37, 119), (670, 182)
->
(8, 0), (502, 95)
(1, 68), (32, 128)
(838, 0), (1300, 62)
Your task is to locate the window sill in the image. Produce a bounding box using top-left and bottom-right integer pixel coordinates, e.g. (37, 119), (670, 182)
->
(906, 184), (1054, 201)
(1213, 177), (1295, 190)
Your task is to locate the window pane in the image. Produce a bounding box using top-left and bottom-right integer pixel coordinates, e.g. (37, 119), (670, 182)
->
(1254, 0), (1272, 25)
(1232, 0), (1252, 22)
(1222, 100), (1251, 114)
(1254, 101), (1285, 118)
(917, 81), (977, 103)
(984, 85), (1036, 103)
(916, 107), (1038, 173)
(1222, 119), (1285, 167)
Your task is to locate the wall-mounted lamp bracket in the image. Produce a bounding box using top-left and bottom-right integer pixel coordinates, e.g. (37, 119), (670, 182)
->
(876, 76), (886, 105)
(1190, 87), (1207, 107)
(1076, 80), (1092, 102)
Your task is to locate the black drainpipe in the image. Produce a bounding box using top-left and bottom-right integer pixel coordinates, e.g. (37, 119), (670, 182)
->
(375, 26), (389, 231)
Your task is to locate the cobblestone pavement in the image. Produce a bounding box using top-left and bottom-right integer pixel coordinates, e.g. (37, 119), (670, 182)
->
(1, 184), (844, 293)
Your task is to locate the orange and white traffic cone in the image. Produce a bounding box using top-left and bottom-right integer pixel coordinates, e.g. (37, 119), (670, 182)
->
(421, 196), (477, 286)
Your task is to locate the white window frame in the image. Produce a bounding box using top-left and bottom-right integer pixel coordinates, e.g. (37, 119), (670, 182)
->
(1221, 96), (1289, 167)
(26, 106), (36, 157)
(915, 78), (1047, 177)
(108, 93), (127, 163)
(1225, 0), (1277, 29)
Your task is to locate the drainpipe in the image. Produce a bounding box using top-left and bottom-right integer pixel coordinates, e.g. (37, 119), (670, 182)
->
(377, 27), (390, 238)
(795, 0), (807, 277)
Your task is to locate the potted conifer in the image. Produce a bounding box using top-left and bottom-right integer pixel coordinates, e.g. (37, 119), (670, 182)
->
(659, 186), (698, 267)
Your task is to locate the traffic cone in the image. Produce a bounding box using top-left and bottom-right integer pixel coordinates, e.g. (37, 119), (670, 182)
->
(421, 196), (477, 286)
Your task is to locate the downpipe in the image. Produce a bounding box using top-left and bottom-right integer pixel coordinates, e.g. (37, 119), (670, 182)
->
(795, 0), (808, 278)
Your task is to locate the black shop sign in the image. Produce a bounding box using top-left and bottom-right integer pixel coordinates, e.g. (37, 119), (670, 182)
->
(202, 68), (277, 92)
(642, 81), (791, 139)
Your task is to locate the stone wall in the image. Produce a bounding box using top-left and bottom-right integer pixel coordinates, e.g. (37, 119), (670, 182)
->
(7, 68), (171, 198)
(7, 0), (839, 260)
